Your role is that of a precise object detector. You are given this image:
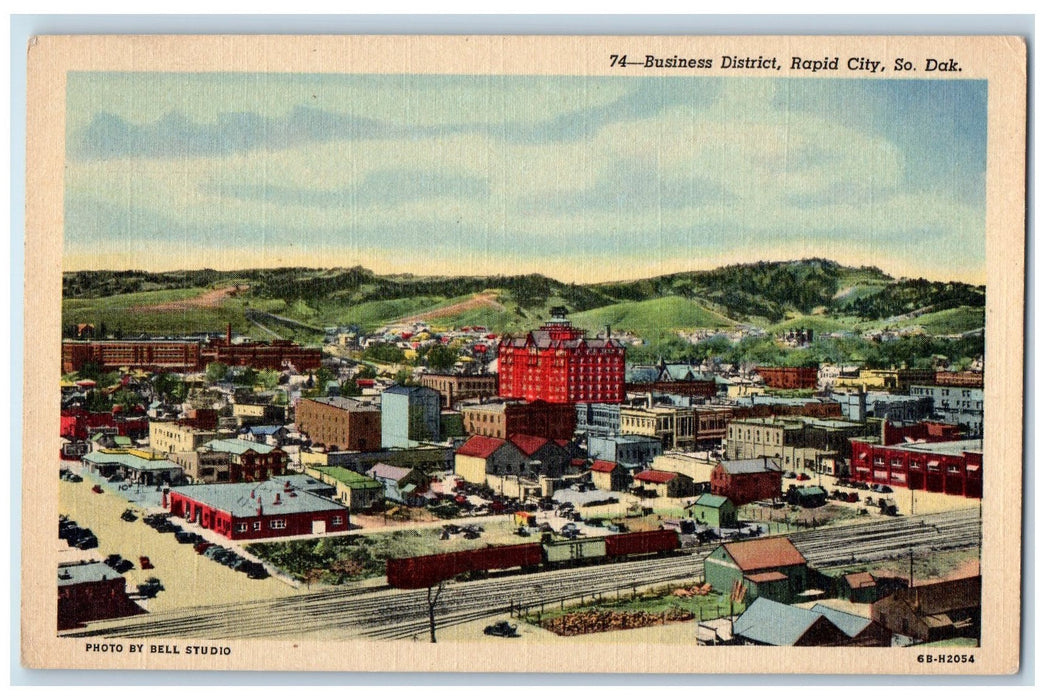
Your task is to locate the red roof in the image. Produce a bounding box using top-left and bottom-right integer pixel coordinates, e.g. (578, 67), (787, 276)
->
(634, 469), (678, 484)
(844, 571), (876, 589)
(590, 460), (618, 473)
(456, 435), (507, 459)
(746, 571), (789, 583)
(509, 433), (552, 456)
(722, 537), (807, 571)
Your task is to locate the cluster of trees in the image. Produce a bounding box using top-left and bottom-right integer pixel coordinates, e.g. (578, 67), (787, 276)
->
(62, 269), (237, 299)
(629, 330), (984, 371)
(832, 278), (986, 320)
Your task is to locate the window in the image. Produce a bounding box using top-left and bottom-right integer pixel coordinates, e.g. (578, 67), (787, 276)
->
(235, 523), (248, 533)
(253, 521), (262, 531)
(332, 516), (343, 526)
(270, 519), (287, 530)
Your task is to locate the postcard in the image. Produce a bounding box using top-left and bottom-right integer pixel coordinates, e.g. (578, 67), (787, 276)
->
(22, 34), (1026, 674)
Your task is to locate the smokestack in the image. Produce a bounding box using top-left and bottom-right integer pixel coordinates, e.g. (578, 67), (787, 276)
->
(226, 323), (232, 345)
(605, 325), (612, 340)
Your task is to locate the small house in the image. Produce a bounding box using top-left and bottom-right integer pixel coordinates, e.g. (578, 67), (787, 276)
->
(590, 460), (630, 492)
(688, 493), (737, 528)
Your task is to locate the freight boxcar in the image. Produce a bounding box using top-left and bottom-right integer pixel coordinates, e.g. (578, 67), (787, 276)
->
(387, 543), (542, 589)
(463, 543), (543, 574)
(386, 551), (472, 589)
(543, 537), (607, 567)
(605, 529), (680, 559)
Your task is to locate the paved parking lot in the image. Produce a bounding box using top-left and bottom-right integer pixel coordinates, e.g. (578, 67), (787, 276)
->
(59, 463), (301, 613)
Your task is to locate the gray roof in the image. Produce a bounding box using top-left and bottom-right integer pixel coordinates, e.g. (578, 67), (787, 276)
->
(810, 603), (875, 638)
(367, 463), (413, 483)
(82, 451), (182, 473)
(733, 598), (825, 646)
(625, 366), (661, 383)
(718, 458), (781, 474)
(888, 439), (984, 457)
(58, 561), (122, 587)
(248, 425), (286, 436)
(306, 396), (379, 412)
(204, 438), (279, 456)
(170, 479), (347, 518)
(383, 385), (439, 397)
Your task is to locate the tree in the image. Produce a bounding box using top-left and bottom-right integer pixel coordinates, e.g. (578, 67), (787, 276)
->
(355, 364), (378, 380)
(205, 362), (229, 383)
(424, 344), (459, 371)
(257, 369), (281, 390)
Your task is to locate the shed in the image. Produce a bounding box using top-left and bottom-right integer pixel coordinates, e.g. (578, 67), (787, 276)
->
(703, 537), (809, 604)
(733, 598), (849, 646)
(688, 493), (737, 528)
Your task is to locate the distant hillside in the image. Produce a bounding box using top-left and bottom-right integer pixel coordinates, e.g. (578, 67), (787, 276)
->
(62, 259), (985, 340)
(571, 296), (736, 335)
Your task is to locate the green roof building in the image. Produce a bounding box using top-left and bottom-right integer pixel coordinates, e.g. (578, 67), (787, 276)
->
(688, 493), (737, 528)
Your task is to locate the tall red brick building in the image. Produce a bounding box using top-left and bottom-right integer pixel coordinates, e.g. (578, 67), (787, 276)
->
(497, 308), (625, 404)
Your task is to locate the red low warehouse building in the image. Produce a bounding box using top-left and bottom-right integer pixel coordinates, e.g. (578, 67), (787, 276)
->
(58, 561), (145, 630)
(849, 438), (983, 498)
(168, 479), (350, 540)
(711, 458), (783, 506)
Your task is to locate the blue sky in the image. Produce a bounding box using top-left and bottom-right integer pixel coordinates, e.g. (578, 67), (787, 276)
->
(64, 73), (987, 283)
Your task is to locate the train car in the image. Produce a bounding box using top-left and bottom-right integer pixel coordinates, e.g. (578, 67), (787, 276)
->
(386, 551), (473, 589)
(605, 529), (680, 559)
(464, 543), (543, 573)
(543, 537), (607, 567)
(387, 543), (542, 589)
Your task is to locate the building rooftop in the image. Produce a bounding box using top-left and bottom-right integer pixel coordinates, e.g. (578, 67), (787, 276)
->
(634, 469), (681, 484)
(810, 603), (876, 638)
(313, 467), (382, 490)
(718, 458), (781, 475)
(885, 439), (985, 457)
(590, 460), (619, 473)
(58, 561), (123, 587)
(720, 537), (806, 571)
(304, 396), (379, 412)
(693, 493), (731, 508)
(82, 451), (182, 473)
(204, 438), (280, 456)
(509, 434), (555, 457)
(170, 479), (346, 518)
(367, 463), (414, 483)
(382, 385), (439, 398)
(733, 598), (826, 646)
(456, 435), (509, 459)
(247, 425), (286, 436)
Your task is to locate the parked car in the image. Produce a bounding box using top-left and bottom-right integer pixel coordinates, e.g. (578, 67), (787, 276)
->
(136, 578), (164, 598)
(120, 509), (138, 522)
(783, 471), (797, 479)
(91, 485), (103, 494)
(73, 534), (98, 550)
(139, 556), (154, 569)
(796, 473), (811, 482)
(483, 621), (519, 638)
(174, 531), (202, 545)
(243, 562), (269, 579)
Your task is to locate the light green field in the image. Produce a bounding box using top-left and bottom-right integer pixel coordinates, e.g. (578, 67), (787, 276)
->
(571, 296), (736, 335)
(764, 314), (855, 334)
(910, 306), (985, 335)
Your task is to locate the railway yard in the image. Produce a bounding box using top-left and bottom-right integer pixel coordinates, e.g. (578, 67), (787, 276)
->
(64, 507), (980, 642)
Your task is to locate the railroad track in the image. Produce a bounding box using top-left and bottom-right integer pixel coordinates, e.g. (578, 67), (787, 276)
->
(67, 508), (980, 641)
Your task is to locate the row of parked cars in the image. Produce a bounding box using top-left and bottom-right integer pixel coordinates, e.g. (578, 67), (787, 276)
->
(59, 516), (97, 550)
(193, 541), (269, 579)
(139, 512), (270, 579)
